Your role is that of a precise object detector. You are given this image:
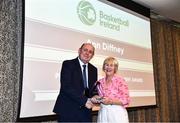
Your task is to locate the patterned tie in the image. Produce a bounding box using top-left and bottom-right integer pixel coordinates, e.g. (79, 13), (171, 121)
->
(82, 65), (88, 89)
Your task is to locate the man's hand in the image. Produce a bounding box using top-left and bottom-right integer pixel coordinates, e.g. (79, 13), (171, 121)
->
(90, 95), (103, 104)
(85, 98), (93, 109)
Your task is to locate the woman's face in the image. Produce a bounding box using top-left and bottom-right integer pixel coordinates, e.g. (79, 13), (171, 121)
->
(104, 61), (115, 76)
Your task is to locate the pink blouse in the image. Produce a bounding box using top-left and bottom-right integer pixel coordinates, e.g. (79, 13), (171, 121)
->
(98, 75), (130, 107)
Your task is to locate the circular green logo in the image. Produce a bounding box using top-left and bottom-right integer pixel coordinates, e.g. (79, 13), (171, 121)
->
(77, 0), (96, 25)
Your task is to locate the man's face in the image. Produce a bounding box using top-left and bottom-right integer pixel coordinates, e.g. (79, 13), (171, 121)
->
(78, 44), (94, 64)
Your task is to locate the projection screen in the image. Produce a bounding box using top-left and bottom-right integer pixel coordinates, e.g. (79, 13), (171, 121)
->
(20, 0), (156, 118)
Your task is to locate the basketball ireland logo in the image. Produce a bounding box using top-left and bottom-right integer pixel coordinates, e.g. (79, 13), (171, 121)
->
(77, 0), (96, 26)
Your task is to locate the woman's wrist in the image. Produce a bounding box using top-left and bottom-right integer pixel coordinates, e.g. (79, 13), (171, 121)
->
(110, 99), (113, 105)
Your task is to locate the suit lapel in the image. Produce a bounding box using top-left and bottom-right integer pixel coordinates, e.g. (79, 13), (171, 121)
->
(75, 58), (94, 90)
(74, 58), (84, 88)
(88, 64), (93, 89)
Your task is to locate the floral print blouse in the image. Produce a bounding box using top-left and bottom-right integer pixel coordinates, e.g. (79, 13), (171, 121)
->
(98, 75), (130, 107)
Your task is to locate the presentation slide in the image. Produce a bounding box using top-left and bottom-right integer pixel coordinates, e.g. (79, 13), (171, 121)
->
(20, 0), (156, 118)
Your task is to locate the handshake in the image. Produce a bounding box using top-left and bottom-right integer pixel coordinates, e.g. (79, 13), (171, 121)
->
(91, 95), (104, 104)
(85, 95), (104, 109)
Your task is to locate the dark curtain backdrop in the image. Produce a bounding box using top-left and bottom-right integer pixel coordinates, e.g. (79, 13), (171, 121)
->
(0, 0), (180, 122)
(128, 19), (180, 122)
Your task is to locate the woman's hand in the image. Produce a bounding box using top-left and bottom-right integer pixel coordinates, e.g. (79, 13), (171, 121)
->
(101, 97), (113, 105)
(91, 95), (102, 104)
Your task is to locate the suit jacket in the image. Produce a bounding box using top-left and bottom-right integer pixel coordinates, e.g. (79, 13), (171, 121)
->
(53, 57), (97, 122)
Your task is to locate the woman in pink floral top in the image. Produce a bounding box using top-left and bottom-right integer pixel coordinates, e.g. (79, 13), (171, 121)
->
(96, 57), (130, 123)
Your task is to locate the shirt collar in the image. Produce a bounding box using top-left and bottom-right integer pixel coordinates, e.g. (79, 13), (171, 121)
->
(78, 57), (88, 67)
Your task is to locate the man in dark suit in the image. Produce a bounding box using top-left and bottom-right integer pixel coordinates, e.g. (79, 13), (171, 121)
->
(53, 43), (98, 122)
